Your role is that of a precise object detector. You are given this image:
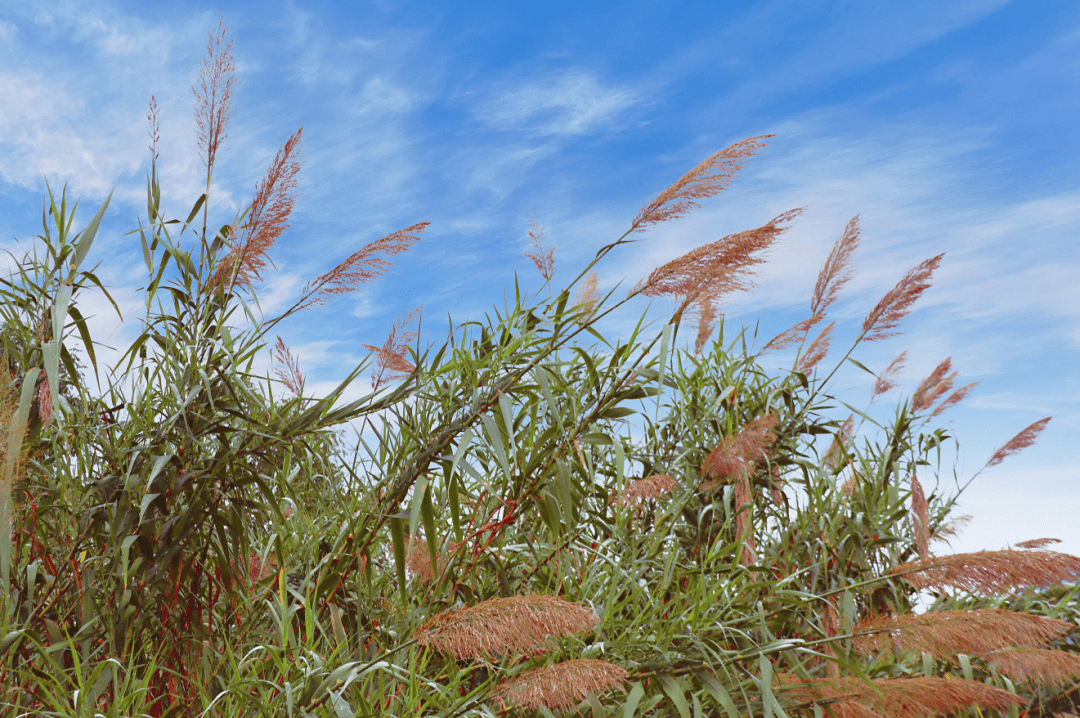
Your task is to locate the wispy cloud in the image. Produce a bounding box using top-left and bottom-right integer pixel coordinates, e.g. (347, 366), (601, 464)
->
(479, 69), (639, 137)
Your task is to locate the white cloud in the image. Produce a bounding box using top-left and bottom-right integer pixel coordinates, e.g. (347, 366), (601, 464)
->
(480, 69), (639, 137)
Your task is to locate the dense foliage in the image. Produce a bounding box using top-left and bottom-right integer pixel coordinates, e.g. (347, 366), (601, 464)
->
(0, 22), (1076, 718)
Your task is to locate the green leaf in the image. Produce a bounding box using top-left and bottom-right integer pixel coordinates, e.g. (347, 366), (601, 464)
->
(389, 517), (407, 604)
(660, 674), (692, 718)
(698, 673), (740, 718)
(72, 188), (112, 271)
(1, 368), (39, 599)
(181, 194), (207, 236)
(578, 433), (612, 446)
(847, 358), (875, 376)
(622, 681), (646, 718)
(600, 406), (636, 419)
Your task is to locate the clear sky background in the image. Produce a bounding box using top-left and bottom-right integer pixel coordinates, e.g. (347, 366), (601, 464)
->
(1, 1), (1077, 557)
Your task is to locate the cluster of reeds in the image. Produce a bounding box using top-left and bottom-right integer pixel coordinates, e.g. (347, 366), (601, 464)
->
(0, 18), (1076, 718)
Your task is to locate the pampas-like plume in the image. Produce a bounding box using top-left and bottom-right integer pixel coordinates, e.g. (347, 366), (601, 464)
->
(405, 535), (460, 585)
(630, 135), (773, 233)
(272, 336), (305, 397)
(984, 417), (1051, 469)
(415, 594), (599, 660)
(524, 219), (555, 280)
(734, 474), (756, 566)
(210, 128), (304, 292)
(296, 222), (429, 311)
(894, 549), (1080, 594)
(984, 648), (1080, 686)
(694, 298), (717, 356)
(850, 609), (1073, 659)
(910, 475), (930, 561)
(798, 321), (834, 374)
(911, 358), (957, 413)
(862, 254), (944, 342)
(610, 474), (677, 512)
(575, 272), (600, 321)
(632, 209), (804, 322)
(931, 382), (976, 417)
(784, 676), (1024, 718)
(872, 352), (907, 398)
(192, 16), (235, 176)
(811, 215), (861, 316)
(1015, 538), (1061, 550)
(363, 307), (422, 391)
(699, 414), (779, 491)
(494, 659), (628, 711)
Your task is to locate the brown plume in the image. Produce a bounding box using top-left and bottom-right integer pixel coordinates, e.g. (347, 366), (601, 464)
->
(862, 254), (944, 342)
(631, 135), (773, 233)
(985, 417), (1051, 469)
(415, 594), (598, 660)
(632, 209), (803, 322)
(811, 215), (861, 316)
(363, 307), (422, 391)
(895, 549), (1080, 594)
(297, 223), (429, 311)
(824, 415), (855, 471)
(851, 609), (1072, 659)
(984, 648), (1080, 687)
(911, 358), (956, 413)
(1015, 538), (1061, 550)
(783, 676), (1024, 718)
(763, 312), (823, 353)
(694, 298), (718, 356)
(524, 219), (555, 280)
(798, 321), (835, 374)
(611, 474), (677, 512)
(494, 659), (628, 711)
(734, 474), (756, 566)
(910, 475), (930, 561)
(272, 337), (305, 397)
(192, 16), (236, 175)
(700, 414), (779, 491)
(210, 127), (304, 292)
(575, 272), (601, 321)
(405, 535), (461, 585)
(872, 352), (907, 398)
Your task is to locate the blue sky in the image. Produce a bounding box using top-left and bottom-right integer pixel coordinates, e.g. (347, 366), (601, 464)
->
(1, 0), (1077, 557)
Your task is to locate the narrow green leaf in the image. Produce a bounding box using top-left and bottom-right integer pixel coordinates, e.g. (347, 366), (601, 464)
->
(660, 674), (692, 718)
(699, 673), (741, 718)
(622, 681), (646, 718)
(1, 368), (39, 598)
(72, 188), (112, 271)
(389, 517), (407, 604)
(182, 194), (207, 235)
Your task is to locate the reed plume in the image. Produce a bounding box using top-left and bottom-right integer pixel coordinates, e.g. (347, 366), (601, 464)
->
(798, 321), (834, 374)
(363, 307), (422, 390)
(1015, 538), (1061, 550)
(694, 298), (717, 356)
(406, 535), (460, 585)
(610, 474), (677, 511)
(850, 609), (1072, 659)
(894, 549), (1080, 594)
(271, 336), (305, 397)
(910, 475), (930, 561)
(811, 216), (861, 317)
(209, 127), (304, 293)
(632, 209), (804, 322)
(493, 659), (628, 711)
(699, 413), (779, 491)
(824, 415), (855, 471)
(575, 272), (600, 321)
(984, 417), (1051, 469)
(862, 254), (944, 342)
(630, 135), (773, 233)
(872, 352), (907, 398)
(733, 473), (756, 565)
(415, 594), (598, 660)
(911, 358), (957, 413)
(147, 95), (160, 163)
(784, 676), (1024, 718)
(295, 222), (429, 311)
(764, 216), (860, 352)
(192, 16), (235, 178)
(983, 648), (1080, 686)
(524, 219), (554, 280)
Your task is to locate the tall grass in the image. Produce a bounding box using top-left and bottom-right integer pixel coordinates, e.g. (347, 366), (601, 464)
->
(0, 20), (1076, 718)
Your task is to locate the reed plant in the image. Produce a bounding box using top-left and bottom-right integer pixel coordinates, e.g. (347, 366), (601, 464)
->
(0, 19), (1076, 718)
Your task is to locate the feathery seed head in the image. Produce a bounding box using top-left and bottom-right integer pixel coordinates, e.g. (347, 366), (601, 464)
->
(798, 321), (835, 374)
(524, 219), (555, 280)
(910, 475), (930, 562)
(699, 413), (779, 490)
(984, 648), (1080, 687)
(192, 17), (236, 175)
(272, 337), (305, 398)
(862, 253), (944, 342)
(811, 215), (861, 316)
(784, 676), (1024, 718)
(872, 351), (907, 398)
(631, 135), (773, 232)
(985, 417), (1051, 469)
(1015, 538), (1061, 550)
(415, 594), (599, 660)
(611, 474), (677, 512)
(895, 549), (1080, 594)
(494, 659), (628, 711)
